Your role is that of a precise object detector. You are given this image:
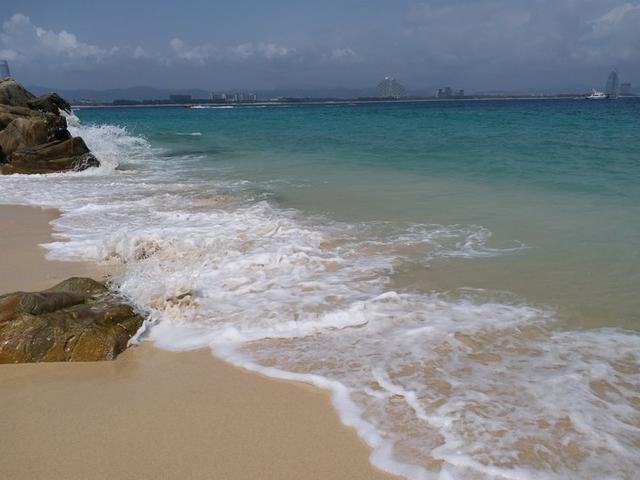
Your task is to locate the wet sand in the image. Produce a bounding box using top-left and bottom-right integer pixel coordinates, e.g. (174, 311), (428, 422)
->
(0, 204), (396, 480)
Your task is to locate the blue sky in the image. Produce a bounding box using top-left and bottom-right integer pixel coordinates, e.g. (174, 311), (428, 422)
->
(1, 1), (639, 92)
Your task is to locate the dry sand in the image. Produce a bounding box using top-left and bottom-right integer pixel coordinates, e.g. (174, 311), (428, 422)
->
(0, 204), (397, 480)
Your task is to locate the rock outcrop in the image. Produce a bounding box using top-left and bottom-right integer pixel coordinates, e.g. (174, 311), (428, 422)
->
(1, 137), (99, 175)
(0, 278), (144, 363)
(0, 117), (49, 156)
(0, 77), (34, 107)
(28, 92), (72, 116)
(0, 78), (99, 174)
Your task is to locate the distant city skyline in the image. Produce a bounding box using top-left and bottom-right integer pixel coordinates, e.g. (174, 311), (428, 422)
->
(5, 55), (636, 101)
(1, 1), (639, 92)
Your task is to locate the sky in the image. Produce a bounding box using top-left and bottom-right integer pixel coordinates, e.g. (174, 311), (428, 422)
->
(1, 0), (639, 93)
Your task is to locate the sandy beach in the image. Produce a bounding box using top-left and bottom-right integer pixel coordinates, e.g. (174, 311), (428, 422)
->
(0, 204), (396, 480)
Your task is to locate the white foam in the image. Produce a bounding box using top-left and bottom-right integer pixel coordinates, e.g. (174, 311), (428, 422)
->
(189, 105), (234, 109)
(61, 110), (81, 127)
(69, 123), (152, 174)
(377, 223), (527, 260)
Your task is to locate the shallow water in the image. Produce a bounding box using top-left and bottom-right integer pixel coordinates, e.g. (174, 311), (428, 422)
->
(1, 99), (638, 479)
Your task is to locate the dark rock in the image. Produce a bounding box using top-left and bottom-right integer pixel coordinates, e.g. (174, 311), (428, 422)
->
(27, 92), (72, 116)
(45, 114), (71, 142)
(0, 278), (144, 363)
(0, 137), (99, 175)
(0, 113), (14, 131)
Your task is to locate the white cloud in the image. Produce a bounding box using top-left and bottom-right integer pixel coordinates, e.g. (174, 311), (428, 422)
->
(595, 2), (640, 25)
(133, 46), (147, 59)
(229, 42), (291, 61)
(329, 47), (359, 63)
(0, 11), (372, 82)
(168, 39), (294, 64)
(228, 42), (361, 65)
(0, 13), (117, 63)
(588, 2), (640, 38)
(230, 42), (253, 61)
(169, 37), (217, 64)
(578, 2), (640, 62)
(260, 43), (291, 60)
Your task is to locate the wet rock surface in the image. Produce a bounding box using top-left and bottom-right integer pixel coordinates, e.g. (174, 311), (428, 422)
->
(0, 278), (144, 363)
(0, 78), (99, 175)
(1, 137), (99, 175)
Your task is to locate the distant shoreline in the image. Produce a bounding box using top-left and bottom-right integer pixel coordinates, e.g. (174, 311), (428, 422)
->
(71, 94), (638, 109)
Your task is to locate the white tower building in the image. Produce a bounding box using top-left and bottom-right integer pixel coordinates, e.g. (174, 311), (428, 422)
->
(376, 77), (406, 99)
(605, 70), (620, 98)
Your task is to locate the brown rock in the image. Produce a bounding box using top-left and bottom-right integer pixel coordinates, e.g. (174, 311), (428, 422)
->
(0, 105), (40, 131)
(0, 79), (101, 174)
(0, 103), (41, 119)
(0, 117), (49, 157)
(1, 137), (99, 175)
(0, 78), (35, 108)
(0, 278), (144, 363)
(0, 114), (14, 131)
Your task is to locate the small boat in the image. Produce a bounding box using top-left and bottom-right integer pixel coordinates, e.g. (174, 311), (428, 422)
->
(586, 89), (609, 100)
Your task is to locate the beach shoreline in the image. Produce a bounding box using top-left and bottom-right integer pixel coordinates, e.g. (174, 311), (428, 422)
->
(70, 94), (623, 110)
(0, 204), (397, 480)
(0, 205), (113, 293)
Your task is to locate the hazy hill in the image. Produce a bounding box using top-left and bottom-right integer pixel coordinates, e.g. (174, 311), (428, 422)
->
(26, 85), (212, 102)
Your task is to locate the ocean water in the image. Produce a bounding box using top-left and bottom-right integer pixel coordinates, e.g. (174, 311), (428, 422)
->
(1, 99), (639, 479)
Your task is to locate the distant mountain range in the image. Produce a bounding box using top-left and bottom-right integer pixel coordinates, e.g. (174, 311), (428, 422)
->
(26, 85), (377, 102)
(27, 85), (212, 102)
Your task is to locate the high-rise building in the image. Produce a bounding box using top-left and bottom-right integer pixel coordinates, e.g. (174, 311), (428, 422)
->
(620, 83), (632, 96)
(0, 60), (10, 79)
(238, 93), (257, 101)
(435, 87), (464, 98)
(376, 77), (406, 98)
(436, 87), (453, 98)
(605, 70), (620, 97)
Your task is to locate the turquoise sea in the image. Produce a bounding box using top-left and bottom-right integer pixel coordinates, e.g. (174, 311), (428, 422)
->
(1, 98), (639, 479)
